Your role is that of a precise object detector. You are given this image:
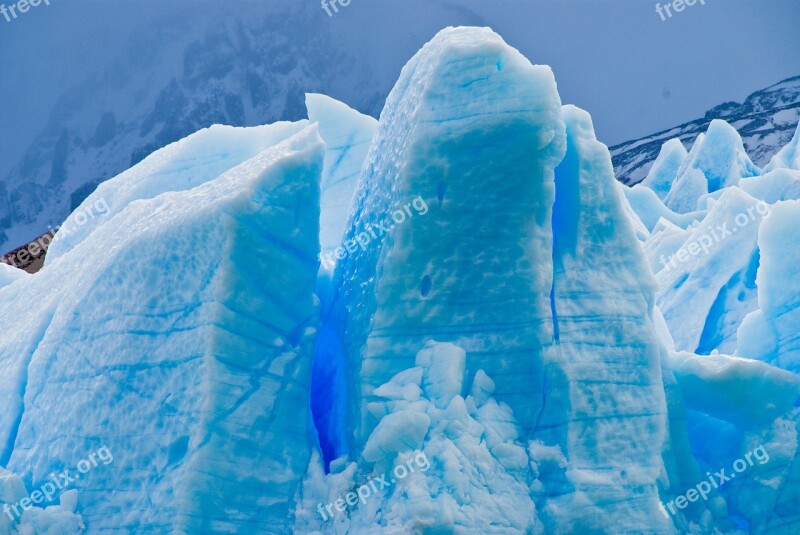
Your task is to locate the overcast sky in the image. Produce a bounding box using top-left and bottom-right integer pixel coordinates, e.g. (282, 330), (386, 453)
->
(0, 0), (798, 179)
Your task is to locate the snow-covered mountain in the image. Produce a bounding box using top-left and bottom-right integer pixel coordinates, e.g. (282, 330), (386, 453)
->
(0, 2), (383, 253)
(611, 75), (800, 186)
(1, 26), (800, 535)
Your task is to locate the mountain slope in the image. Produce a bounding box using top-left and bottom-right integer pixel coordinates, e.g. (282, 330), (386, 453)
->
(0, 3), (382, 253)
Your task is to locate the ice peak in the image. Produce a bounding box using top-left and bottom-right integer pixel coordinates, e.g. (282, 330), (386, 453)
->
(666, 119), (760, 212)
(764, 121), (800, 172)
(641, 137), (687, 200)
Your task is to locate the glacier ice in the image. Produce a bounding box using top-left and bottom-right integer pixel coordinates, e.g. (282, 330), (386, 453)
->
(306, 93), (378, 255)
(618, 105), (800, 533)
(734, 167), (800, 204)
(44, 121), (310, 263)
(643, 138), (689, 201)
(0, 265), (27, 290)
(540, 104), (671, 532)
(664, 121), (760, 213)
(622, 183), (704, 233)
(0, 24), (799, 535)
(0, 467), (83, 535)
(315, 28), (673, 534)
(652, 188), (766, 354)
(298, 341), (543, 534)
(1, 125), (324, 533)
(328, 26), (566, 457)
(737, 201), (800, 372)
(666, 351), (800, 429)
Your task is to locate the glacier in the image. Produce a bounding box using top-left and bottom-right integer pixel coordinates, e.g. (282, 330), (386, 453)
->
(625, 116), (800, 533)
(1, 125), (325, 533)
(0, 25), (799, 535)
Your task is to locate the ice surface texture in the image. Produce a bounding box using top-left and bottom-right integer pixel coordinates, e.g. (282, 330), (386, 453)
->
(625, 104), (800, 533)
(0, 125), (324, 533)
(328, 26), (566, 455)
(318, 26), (672, 534)
(306, 93), (378, 253)
(664, 121), (760, 213)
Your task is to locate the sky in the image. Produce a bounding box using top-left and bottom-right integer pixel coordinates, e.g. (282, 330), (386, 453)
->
(0, 0), (798, 180)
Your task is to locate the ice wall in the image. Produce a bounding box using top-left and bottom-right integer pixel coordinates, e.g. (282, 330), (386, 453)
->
(763, 122), (800, 173)
(737, 201), (800, 372)
(322, 27), (676, 533)
(330, 26), (566, 452)
(0, 126), (324, 533)
(538, 105), (672, 532)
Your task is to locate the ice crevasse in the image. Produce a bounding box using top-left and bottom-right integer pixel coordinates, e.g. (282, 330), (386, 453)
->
(0, 26), (798, 534)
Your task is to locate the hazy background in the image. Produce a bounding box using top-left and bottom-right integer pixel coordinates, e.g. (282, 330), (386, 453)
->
(0, 0), (797, 246)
